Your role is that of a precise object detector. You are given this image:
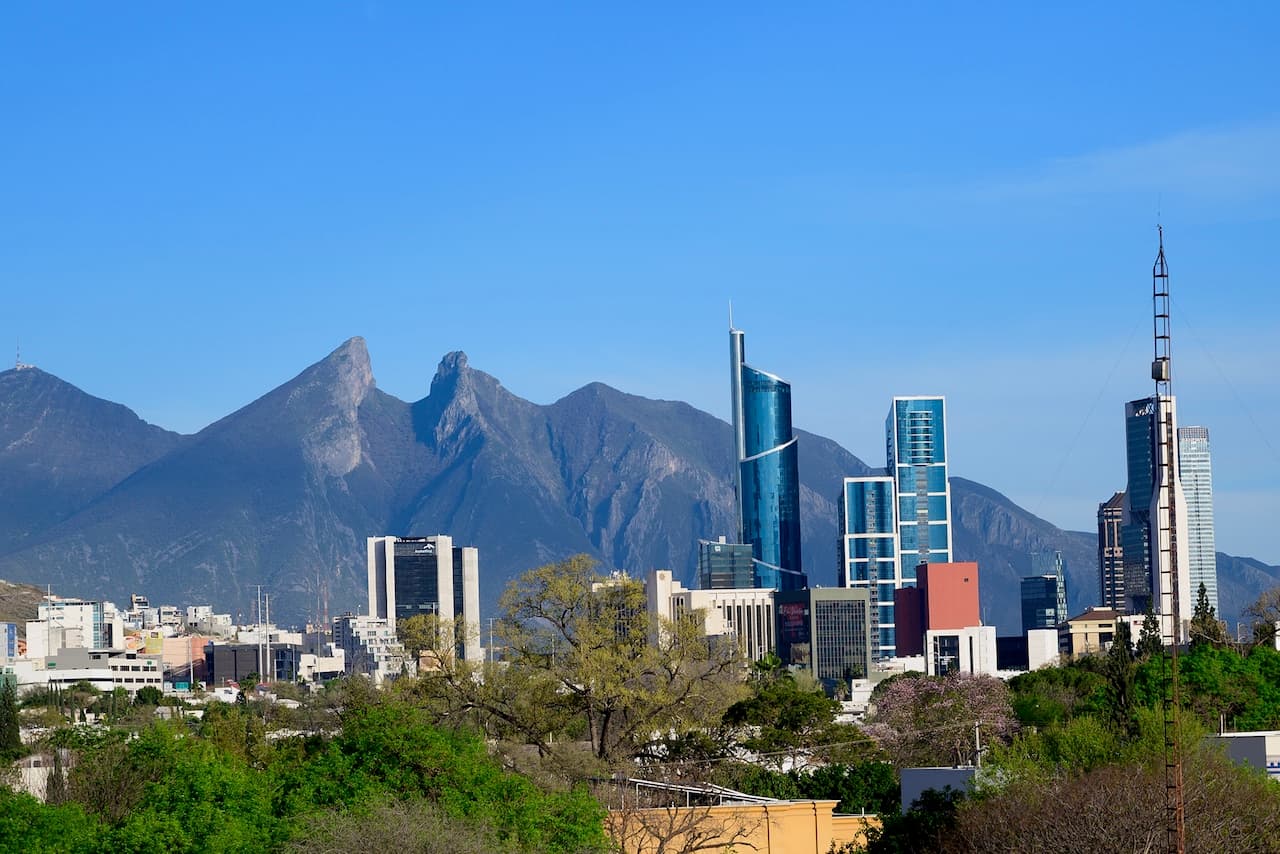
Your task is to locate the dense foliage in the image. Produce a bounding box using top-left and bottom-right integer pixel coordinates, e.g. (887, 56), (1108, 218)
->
(0, 690), (607, 854)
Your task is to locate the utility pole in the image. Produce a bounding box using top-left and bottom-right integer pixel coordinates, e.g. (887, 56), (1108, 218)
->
(254, 585), (264, 684)
(1152, 226), (1186, 854)
(264, 593), (271, 685)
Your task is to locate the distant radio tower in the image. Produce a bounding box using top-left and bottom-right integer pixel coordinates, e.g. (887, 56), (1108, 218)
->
(14, 341), (33, 370)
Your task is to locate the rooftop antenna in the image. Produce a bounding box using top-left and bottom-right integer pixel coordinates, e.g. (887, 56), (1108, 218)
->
(728, 300), (734, 331)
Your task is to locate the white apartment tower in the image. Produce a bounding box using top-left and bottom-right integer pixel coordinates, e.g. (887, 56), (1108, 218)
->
(1178, 426), (1218, 615)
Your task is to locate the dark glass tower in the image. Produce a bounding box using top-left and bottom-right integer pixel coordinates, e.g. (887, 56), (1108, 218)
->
(730, 327), (806, 590)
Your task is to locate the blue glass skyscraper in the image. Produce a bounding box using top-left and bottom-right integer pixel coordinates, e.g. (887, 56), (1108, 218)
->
(839, 476), (899, 659)
(886, 396), (953, 569)
(838, 396), (955, 659)
(730, 327), (806, 590)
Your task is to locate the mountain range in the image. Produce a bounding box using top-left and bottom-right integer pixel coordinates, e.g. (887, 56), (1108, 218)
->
(0, 338), (1271, 634)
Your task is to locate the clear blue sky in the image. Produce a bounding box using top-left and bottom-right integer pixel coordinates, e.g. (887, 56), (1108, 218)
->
(3, 4), (1278, 566)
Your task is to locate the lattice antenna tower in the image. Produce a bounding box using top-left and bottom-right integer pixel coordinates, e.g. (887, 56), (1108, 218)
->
(1152, 225), (1186, 854)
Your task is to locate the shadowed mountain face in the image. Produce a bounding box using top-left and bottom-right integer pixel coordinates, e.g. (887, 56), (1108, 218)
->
(0, 341), (1272, 632)
(0, 367), (182, 553)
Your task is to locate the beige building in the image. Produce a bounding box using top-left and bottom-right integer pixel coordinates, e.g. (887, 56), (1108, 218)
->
(645, 569), (775, 662)
(1059, 607), (1122, 657)
(607, 799), (878, 854)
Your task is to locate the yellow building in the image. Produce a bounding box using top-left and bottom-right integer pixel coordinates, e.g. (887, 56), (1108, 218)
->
(1059, 607), (1122, 657)
(607, 798), (879, 854)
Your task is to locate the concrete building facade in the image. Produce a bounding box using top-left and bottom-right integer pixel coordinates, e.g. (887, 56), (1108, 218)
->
(775, 588), (873, 691)
(367, 535), (481, 662)
(647, 569), (775, 662)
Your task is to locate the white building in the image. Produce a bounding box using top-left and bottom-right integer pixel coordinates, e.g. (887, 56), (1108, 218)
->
(333, 614), (408, 683)
(367, 535), (481, 663)
(924, 625), (997, 677)
(11, 648), (163, 695)
(1026, 628), (1060, 670)
(26, 599), (125, 658)
(1178, 426), (1219, 616)
(646, 569), (775, 662)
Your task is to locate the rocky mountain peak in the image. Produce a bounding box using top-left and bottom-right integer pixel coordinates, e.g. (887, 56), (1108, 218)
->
(298, 338), (375, 477)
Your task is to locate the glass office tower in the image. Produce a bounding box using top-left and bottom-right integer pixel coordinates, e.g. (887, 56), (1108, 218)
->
(839, 476), (900, 660)
(886, 397), (953, 570)
(1178, 426), (1218, 615)
(697, 537), (756, 589)
(1030, 549), (1068, 625)
(1020, 575), (1063, 633)
(1120, 396), (1190, 621)
(730, 328), (806, 590)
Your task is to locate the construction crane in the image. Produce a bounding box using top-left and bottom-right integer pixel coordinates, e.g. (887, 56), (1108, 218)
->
(1152, 225), (1186, 854)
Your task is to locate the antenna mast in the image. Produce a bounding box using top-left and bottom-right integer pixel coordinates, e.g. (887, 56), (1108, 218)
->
(1152, 225), (1186, 854)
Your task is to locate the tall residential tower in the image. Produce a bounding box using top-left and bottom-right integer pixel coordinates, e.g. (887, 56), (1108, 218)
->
(730, 326), (806, 590)
(838, 476), (899, 659)
(838, 396), (954, 659)
(1097, 491), (1126, 611)
(1178, 426), (1218, 615)
(887, 396), (953, 566)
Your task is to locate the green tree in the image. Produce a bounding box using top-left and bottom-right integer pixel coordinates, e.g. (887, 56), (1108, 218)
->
(428, 556), (747, 772)
(293, 699), (608, 853)
(1189, 582), (1228, 648)
(0, 788), (99, 854)
(864, 787), (964, 854)
(1136, 606), (1163, 658)
(133, 686), (163, 707)
(45, 749), (68, 806)
(723, 667), (875, 769)
(1103, 620), (1137, 734)
(1007, 660), (1109, 727)
(794, 762), (899, 815)
(0, 679), (21, 759)
(1245, 585), (1280, 647)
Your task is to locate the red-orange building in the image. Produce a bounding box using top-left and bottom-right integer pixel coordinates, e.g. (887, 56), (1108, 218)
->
(893, 561), (980, 656)
(921, 562), (979, 629)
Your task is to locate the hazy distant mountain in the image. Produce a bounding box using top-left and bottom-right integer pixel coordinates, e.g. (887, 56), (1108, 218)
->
(1216, 553), (1280, 633)
(0, 367), (182, 552)
(0, 341), (1273, 634)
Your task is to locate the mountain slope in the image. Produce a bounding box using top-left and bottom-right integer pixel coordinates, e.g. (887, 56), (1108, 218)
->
(0, 367), (183, 552)
(0, 339), (379, 621)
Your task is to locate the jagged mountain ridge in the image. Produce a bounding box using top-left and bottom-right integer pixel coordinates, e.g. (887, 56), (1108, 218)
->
(0, 340), (1269, 631)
